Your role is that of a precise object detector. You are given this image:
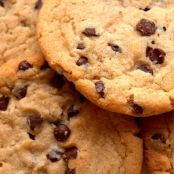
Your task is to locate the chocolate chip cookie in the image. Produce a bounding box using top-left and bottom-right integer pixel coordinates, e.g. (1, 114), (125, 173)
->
(38, 0), (174, 116)
(0, 0), (43, 65)
(0, 57), (143, 174)
(141, 112), (174, 173)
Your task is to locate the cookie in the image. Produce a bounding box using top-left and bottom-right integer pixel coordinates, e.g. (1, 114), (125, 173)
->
(0, 57), (143, 174)
(38, 0), (174, 116)
(0, 0), (43, 65)
(141, 112), (174, 174)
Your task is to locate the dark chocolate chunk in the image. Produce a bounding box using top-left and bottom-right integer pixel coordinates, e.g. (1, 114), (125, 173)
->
(51, 74), (66, 89)
(18, 60), (33, 71)
(137, 64), (153, 75)
(54, 124), (71, 141)
(151, 40), (155, 44)
(28, 132), (35, 140)
(76, 56), (88, 66)
(13, 86), (27, 99)
(108, 43), (122, 53)
(151, 133), (166, 143)
(46, 150), (62, 162)
(77, 43), (85, 50)
(136, 19), (157, 36)
(95, 81), (105, 98)
(82, 28), (99, 37)
(66, 168), (76, 174)
(27, 114), (43, 131)
(0, 96), (9, 111)
(34, 0), (42, 10)
(67, 105), (79, 118)
(146, 46), (166, 64)
(143, 7), (151, 11)
(132, 103), (143, 114)
(62, 147), (77, 161)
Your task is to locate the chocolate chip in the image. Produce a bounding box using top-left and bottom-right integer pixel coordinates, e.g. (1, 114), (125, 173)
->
(151, 40), (155, 44)
(34, 0), (42, 10)
(76, 56), (88, 66)
(108, 43), (122, 53)
(132, 103), (143, 114)
(0, 0), (4, 7)
(137, 64), (153, 75)
(0, 96), (9, 111)
(62, 147), (77, 161)
(77, 43), (85, 50)
(66, 168), (76, 174)
(95, 81), (105, 98)
(40, 61), (50, 70)
(146, 46), (166, 64)
(163, 26), (167, 31)
(136, 19), (157, 36)
(143, 7), (151, 11)
(151, 133), (166, 143)
(82, 28), (99, 37)
(54, 124), (71, 141)
(28, 132), (35, 140)
(46, 150), (62, 162)
(51, 74), (66, 89)
(134, 131), (142, 138)
(18, 60), (33, 71)
(67, 105), (79, 118)
(13, 86), (27, 99)
(27, 114), (43, 131)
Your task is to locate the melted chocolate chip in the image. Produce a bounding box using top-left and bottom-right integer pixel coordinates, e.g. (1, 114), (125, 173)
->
(46, 150), (62, 162)
(54, 124), (71, 141)
(82, 28), (98, 37)
(146, 46), (166, 64)
(27, 114), (43, 131)
(34, 0), (42, 10)
(13, 86), (27, 99)
(0, 96), (9, 111)
(76, 56), (88, 66)
(18, 60), (33, 71)
(62, 147), (77, 161)
(0, 0), (4, 7)
(77, 43), (85, 50)
(51, 74), (66, 89)
(108, 43), (122, 53)
(151, 133), (166, 143)
(137, 64), (153, 75)
(67, 105), (79, 118)
(95, 81), (105, 98)
(28, 132), (35, 140)
(136, 19), (157, 36)
(132, 103), (143, 114)
(66, 168), (76, 174)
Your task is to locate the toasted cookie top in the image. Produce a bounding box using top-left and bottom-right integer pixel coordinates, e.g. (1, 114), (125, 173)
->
(38, 0), (174, 116)
(0, 0), (43, 65)
(0, 57), (142, 174)
(141, 111), (174, 174)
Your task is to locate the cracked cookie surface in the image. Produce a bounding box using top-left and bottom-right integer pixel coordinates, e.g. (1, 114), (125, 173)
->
(141, 112), (174, 174)
(0, 57), (142, 174)
(38, 0), (174, 116)
(0, 0), (43, 65)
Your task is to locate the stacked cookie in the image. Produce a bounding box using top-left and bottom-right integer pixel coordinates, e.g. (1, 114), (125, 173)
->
(1, 0), (174, 173)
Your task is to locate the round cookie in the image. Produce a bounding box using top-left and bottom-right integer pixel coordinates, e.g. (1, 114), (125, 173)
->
(0, 57), (143, 174)
(141, 112), (174, 174)
(0, 0), (43, 65)
(38, 0), (174, 116)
